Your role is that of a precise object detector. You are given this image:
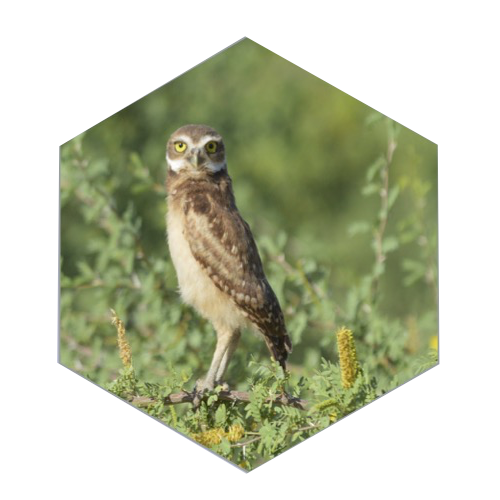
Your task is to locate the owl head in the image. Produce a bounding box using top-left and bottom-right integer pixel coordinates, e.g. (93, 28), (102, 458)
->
(166, 124), (226, 175)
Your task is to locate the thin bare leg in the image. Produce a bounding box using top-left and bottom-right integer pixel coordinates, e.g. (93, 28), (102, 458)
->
(215, 329), (241, 386)
(193, 327), (235, 406)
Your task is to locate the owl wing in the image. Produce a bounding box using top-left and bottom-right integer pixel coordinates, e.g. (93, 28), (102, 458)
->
(183, 190), (292, 368)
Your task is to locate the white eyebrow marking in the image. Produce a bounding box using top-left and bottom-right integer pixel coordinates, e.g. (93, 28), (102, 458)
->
(200, 136), (222, 146)
(173, 136), (193, 146)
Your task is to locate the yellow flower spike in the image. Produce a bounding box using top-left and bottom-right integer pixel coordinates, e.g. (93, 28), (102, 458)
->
(192, 424), (245, 446)
(191, 428), (225, 447)
(336, 327), (360, 389)
(110, 309), (132, 368)
(226, 424), (245, 443)
(429, 335), (438, 351)
(313, 398), (337, 412)
(313, 399), (339, 422)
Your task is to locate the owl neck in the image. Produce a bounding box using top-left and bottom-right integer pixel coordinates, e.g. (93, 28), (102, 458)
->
(167, 168), (236, 206)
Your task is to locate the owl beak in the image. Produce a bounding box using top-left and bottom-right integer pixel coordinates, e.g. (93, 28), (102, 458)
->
(189, 149), (203, 168)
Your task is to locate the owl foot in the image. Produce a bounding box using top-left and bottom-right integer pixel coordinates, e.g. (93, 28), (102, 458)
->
(191, 379), (231, 408)
(191, 378), (214, 408)
(191, 391), (202, 409)
(215, 381), (230, 392)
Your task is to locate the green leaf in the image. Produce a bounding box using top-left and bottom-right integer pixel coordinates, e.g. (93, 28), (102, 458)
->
(219, 437), (231, 455)
(75, 260), (95, 280)
(361, 184), (379, 196)
(365, 111), (384, 126)
(387, 119), (401, 142)
(207, 394), (218, 406)
(259, 423), (277, 450)
(387, 186), (400, 210)
(382, 236), (399, 253)
(348, 221), (371, 236)
(130, 151), (143, 167)
(402, 259), (427, 286)
(88, 158), (109, 177)
(288, 311), (308, 345)
(276, 231), (287, 250)
(215, 404), (227, 426)
(378, 206), (388, 222)
(372, 261), (385, 278)
(366, 156), (386, 182)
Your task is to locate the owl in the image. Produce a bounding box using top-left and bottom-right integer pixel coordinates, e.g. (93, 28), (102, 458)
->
(166, 124), (292, 396)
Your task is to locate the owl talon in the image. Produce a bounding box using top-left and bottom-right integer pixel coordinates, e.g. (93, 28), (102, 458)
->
(191, 378), (214, 408)
(215, 381), (230, 392)
(191, 386), (205, 409)
(192, 391), (203, 409)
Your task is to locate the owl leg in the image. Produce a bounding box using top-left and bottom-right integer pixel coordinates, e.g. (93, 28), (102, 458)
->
(215, 329), (241, 387)
(195, 325), (235, 396)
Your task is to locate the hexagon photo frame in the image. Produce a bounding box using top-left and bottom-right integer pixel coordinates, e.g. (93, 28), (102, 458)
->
(59, 37), (438, 471)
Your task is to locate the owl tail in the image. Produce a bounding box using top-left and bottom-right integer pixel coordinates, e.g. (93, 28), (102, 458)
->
(264, 333), (292, 370)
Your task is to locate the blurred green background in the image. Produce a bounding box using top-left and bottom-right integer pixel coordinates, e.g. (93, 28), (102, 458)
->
(60, 38), (437, 390)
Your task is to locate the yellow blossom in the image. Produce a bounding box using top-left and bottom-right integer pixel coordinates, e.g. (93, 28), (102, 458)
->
(313, 399), (339, 422)
(191, 428), (225, 446)
(191, 423), (245, 447)
(226, 424), (245, 443)
(111, 309), (132, 368)
(429, 335), (438, 350)
(336, 327), (360, 389)
(313, 398), (337, 412)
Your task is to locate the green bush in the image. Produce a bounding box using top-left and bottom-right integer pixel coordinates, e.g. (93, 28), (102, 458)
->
(104, 305), (435, 471)
(60, 114), (437, 470)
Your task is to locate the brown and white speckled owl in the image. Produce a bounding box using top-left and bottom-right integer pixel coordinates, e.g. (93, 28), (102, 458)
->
(166, 124), (292, 394)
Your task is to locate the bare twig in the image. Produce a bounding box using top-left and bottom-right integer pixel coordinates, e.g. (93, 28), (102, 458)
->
(231, 436), (262, 448)
(129, 390), (309, 411)
(370, 131), (398, 302)
(230, 423), (320, 448)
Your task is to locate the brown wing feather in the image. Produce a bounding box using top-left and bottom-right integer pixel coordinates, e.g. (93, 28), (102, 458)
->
(182, 186), (292, 368)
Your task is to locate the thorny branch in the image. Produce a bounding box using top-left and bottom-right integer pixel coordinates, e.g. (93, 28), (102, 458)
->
(130, 390), (309, 411)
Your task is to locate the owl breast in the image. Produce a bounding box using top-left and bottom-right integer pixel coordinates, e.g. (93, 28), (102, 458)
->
(167, 205), (247, 332)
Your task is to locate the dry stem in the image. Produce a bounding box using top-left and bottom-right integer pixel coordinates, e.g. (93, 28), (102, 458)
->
(129, 390), (309, 411)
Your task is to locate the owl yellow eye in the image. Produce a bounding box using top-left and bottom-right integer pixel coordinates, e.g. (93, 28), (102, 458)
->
(174, 142), (187, 153)
(205, 141), (218, 154)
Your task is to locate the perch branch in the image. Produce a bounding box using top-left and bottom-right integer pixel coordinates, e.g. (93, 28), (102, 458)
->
(129, 390), (309, 411)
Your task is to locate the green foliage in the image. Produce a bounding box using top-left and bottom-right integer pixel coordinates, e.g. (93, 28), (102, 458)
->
(104, 334), (436, 471)
(59, 40), (437, 470)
